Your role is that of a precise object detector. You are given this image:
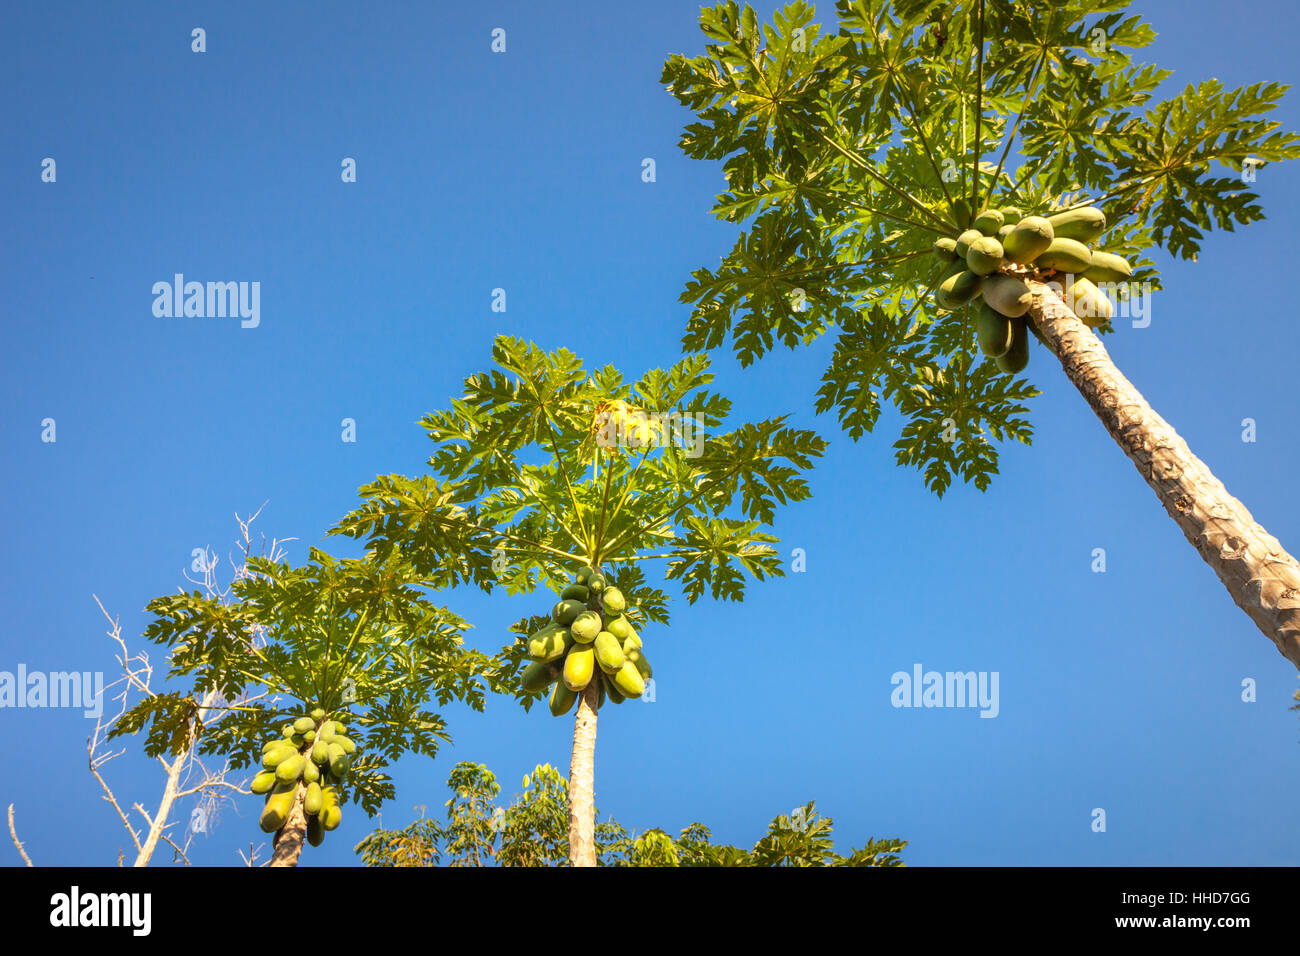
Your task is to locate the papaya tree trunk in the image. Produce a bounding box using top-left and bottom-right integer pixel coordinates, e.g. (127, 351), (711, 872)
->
(1025, 278), (1300, 670)
(270, 787), (308, 868)
(567, 681), (600, 867)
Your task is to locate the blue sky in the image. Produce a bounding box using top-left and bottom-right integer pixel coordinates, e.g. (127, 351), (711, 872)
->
(2, 0), (1298, 867)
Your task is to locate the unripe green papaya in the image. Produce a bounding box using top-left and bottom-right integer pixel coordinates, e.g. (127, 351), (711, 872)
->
(561, 583), (589, 602)
(521, 660), (557, 693)
(976, 303), (1015, 359)
(1083, 251), (1132, 283)
(605, 615), (632, 640)
(949, 198), (972, 230)
(259, 785), (297, 833)
(612, 661), (646, 699)
(1047, 206), (1106, 243)
(997, 223), (1014, 239)
(954, 228), (983, 260)
(290, 733), (305, 747)
(981, 274), (1032, 318)
(995, 319), (1030, 373)
(626, 648), (653, 680)
(329, 752), (351, 780)
(305, 781), (324, 816)
(593, 631), (626, 675)
(587, 574), (607, 592)
(250, 770), (278, 795)
(935, 269), (983, 310)
(261, 743), (297, 770)
(604, 678), (625, 704)
(275, 754), (306, 784)
(312, 740), (331, 766)
(327, 741), (345, 762)
(262, 738), (288, 755)
(998, 206), (1022, 225)
(317, 721), (336, 743)
(335, 735), (356, 756)
(965, 236), (1004, 276)
(293, 716), (316, 733)
(310, 707), (326, 721)
(322, 805), (342, 832)
(303, 760), (320, 784)
(932, 237), (958, 261)
(1061, 275), (1113, 326)
(281, 725), (295, 739)
(549, 681), (578, 716)
(528, 624), (568, 662)
(1034, 238), (1092, 273)
(570, 610), (601, 643)
(331, 721), (347, 736)
(304, 730), (316, 744)
(576, 566), (594, 584)
(1002, 216), (1054, 264)
(972, 208), (1004, 236)
(563, 645), (596, 691)
(601, 587), (627, 614)
(307, 813), (325, 847)
(552, 600), (585, 625)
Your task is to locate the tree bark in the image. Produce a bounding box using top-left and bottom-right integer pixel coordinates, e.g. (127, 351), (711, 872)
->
(1025, 278), (1300, 670)
(270, 786), (308, 868)
(567, 681), (600, 867)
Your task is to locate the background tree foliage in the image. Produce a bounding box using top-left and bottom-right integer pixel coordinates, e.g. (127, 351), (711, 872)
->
(356, 760), (907, 867)
(662, 0), (1300, 493)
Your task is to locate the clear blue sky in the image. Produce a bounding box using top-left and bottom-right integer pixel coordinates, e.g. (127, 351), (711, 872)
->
(3, 0), (1298, 867)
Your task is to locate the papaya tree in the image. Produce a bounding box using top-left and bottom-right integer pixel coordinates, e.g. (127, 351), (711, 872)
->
(331, 335), (826, 865)
(662, 0), (1300, 668)
(117, 546), (489, 866)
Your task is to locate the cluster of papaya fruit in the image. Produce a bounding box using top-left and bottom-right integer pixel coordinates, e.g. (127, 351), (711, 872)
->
(520, 566), (653, 714)
(251, 709), (357, 847)
(931, 202), (1133, 372)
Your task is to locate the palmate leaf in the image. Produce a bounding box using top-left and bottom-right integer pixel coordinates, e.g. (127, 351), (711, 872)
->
(666, 0), (1300, 495)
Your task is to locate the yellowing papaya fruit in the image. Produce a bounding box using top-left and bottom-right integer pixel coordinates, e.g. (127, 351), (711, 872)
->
(570, 610), (601, 643)
(261, 743), (297, 770)
(976, 303), (1015, 359)
(304, 730), (316, 745)
(1002, 216), (1054, 264)
(335, 735), (356, 756)
(528, 624), (568, 662)
(549, 681), (577, 716)
(933, 237), (958, 261)
(318, 721), (336, 743)
(981, 274), (1032, 318)
(601, 587), (627, 614)
(627, 648), (653, 680)
(274, 754), (306, 785)
(250, 770), (278, 795)
(1034, 238), (1092, 273)
(594, 631), (626, 675)
(305, 781), (323, 816)
(972, 208), (1004, 236)
(1047, 206), (1106, 243)
(303, 760), (320, 784)
(605, 615), (632, 640)
(293, 716), (315, 733)
(604, 675), (626, 705)
(612, 661), (646, 699)
(563, 645), (596, 691)
(262, 739), (289, 755)
(259, 785), (296, 833)
(965, 236), (1004, 276)
(1062, 275), (1113, 326)
(331, 721), (347, 736)
(310, 707), (326, 721)
(311, 740), (331, 766)
(1083, 251), (1132, 283)
(995, 319), (1030, 373)
(322, 805), (342, 831)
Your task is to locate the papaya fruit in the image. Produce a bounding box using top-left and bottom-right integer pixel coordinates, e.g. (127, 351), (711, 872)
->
(570, 610), (601, 643)
(290, 733), (305, 747)
(976, 303), (1015, 359)
(334, 735), (356, 756)
(330, 752), (351, 780)
(563, 645), (596, 691)
(587, 574), (606, 592)
(954, 228), (983, 260)
(949, 198), (972, 231)
(612, 661), (646, 699)
(331, 721), (347, 736)
(601, 587), (627, 614)
(521, 660), (556, 693)
(605, 615), (632, 640)
(997, 223), (1014, 239)
(262, 738), (288, 755)
(934, 269), (983, 310)
(1083, 251), (1132, 283)
(965, 236), (1004, 276)
(932, 237), (958, 261)
(1062, 276), (1113, 326)
(998, 206), (1022, 225)
(261, 743), (297, 770)
(305, 781), (323, 816)
(311, 740), (331, 766)
(549, 681), (578, 716)
(306, 814), (325, 847)
(576, 566), (594, 584)
(281, 725), (295, 739)
(304, 730), (316, 745)
(604, 673), (626, 704)
(303, 760), (321, 784)
(322, 805), (343, 832)
(995, 320), (1030, 373)
(593, 631), (626, 675)
(250, 770), (278, 795)
(318, 721), (336, 743)
(981, 274), (1032, 318)
(1047, 206), (1105, 243)
(972, 208), (1004, 236)
(310, 707), (326, 721)
(552, 600), (585, 625)
(293, 716), (316, 734)
(1002, 216), (1054, 264)
(621, 629), (642, 653)
(627, 648), (653, 680)
(1034, 238), (1092, 274)
(259, 785), (297, 833)
(561, 583), (589, 602)
(528, 624), (568, 662)
(275, 754), (306, 785)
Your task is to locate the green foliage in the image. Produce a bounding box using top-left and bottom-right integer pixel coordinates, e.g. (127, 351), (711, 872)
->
(356, 761), (906, 867)
(330, 335), (826, 701)
(117, 548), (491, 817)
(664, 0), (1300, 494)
